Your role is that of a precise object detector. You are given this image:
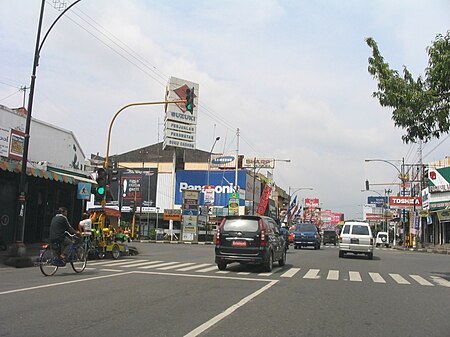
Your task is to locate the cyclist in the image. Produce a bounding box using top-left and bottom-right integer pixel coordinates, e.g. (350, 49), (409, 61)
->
(49, 207), (79, 263)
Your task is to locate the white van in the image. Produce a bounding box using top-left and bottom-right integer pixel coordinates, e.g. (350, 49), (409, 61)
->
(339, 221), (374, 260)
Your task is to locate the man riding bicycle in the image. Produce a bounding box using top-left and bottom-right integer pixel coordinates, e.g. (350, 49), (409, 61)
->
(49, 207), (79, 263)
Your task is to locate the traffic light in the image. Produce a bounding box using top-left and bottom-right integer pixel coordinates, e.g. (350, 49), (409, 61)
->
(365, 180), (370, 191)
(185, 87), (194, 113)
(110, 162), (119, 183)
(95, 168), (107, 202)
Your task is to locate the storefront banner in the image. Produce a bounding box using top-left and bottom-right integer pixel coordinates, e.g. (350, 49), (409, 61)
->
(389, 196), (422, 208)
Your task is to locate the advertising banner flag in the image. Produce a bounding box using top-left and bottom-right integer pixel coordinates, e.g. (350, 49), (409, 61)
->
(256, 184), (272, 215)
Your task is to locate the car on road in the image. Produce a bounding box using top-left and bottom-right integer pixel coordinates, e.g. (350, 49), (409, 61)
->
(215, 215), (286, 272)
(338, 221), (374, 259)
(292, 223), (321, 250)
(375, 231), (390, 248)
(322, 230), (337, 246)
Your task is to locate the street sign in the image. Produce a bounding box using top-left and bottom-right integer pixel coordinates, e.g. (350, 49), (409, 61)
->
(77, 182), (92, 200)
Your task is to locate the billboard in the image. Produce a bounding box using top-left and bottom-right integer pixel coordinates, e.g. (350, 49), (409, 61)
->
(175, 170), (247, 207)
(305, 198), (320, 208)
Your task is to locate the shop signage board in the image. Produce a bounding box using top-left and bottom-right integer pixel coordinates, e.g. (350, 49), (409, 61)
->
(163, 76), (199, 150)
(256, 185), (272, 215)
(228, 193), (240, 215)
(163, 209), (182, 221)
(181, 189), (199, 242)
(305, 198), (320, 208)
(389, 196), (422, 208)
(243, 157), (275, 169)
(182, 215), (198, 241)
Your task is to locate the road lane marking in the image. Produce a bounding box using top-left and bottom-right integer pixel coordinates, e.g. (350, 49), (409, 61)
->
(216, 270), (230, 274)
(430, 276), (450, 288)
(303, 269), (320, 279)
(0, 272), (136, 296)
(369, 272), (386, 283)
(89, 260), (134, 266)
(410, 275), (434, 286)
(349, 271), (362, 282)
(157, 262), (196, 270)
(99, 268), (124, 272)
(121, 260), (164, 268)
(138, 261), (180, 269)
(177, 263), (211, 271)
(184, 280), (278, 337)
(280, 267), (300, 278)
(237, 272), (251, 275)
(327, 270), (339, 281)
(389, 273), (410, 285)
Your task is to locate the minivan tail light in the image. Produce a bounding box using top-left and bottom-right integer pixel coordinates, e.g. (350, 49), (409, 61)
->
(338, 236), (342, 243)
(259, 219), (266, 247)
(216, 218), (225, 245)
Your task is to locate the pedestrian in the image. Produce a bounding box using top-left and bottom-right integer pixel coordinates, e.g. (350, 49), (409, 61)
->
(49, 207), (78, 262)
(78, 212), (93, 248)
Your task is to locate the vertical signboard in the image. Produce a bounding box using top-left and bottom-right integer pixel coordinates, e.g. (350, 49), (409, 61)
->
(182, 190), (199, 242)
(163, 77), (199, 150)
(256, 184), (272, 216)
(228, 193), (240, 215)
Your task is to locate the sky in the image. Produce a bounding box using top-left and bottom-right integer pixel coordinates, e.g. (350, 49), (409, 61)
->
(1, 0), (449, 219)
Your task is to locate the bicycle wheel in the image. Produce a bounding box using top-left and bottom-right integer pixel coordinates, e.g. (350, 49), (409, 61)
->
(39, 246), (58, 276)
(70, 245), (87, 273)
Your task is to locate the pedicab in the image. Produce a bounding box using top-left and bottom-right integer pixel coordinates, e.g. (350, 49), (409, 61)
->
(89, 208), (134, 259)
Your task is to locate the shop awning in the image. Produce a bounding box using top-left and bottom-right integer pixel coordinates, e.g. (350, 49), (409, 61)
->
(0, 159), (95, 185)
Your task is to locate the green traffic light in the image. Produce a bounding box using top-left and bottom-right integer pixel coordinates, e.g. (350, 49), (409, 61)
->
(97, 186), (105, 195)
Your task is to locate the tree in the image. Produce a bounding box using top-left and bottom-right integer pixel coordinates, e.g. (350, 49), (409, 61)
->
(366, 31), (450, 143)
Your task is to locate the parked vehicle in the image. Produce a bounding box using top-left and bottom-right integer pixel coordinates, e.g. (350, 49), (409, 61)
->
(375, 231), (390, 248)
(293, 223), (321, 250)
(215, 215), (286, 272)
(339, 221), (374, 259)
(322, 230), (337, 246)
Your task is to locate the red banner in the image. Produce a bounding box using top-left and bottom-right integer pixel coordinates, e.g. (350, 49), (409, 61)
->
(256, 185), (272, 215)
(305, 198), (320, 208)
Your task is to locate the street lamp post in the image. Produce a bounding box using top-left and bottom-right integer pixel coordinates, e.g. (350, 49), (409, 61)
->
(365, 158), (405, 247)
(14, 0), (82, 256)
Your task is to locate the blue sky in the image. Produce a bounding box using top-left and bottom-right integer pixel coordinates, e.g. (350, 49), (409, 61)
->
(0, 0), (449, 218)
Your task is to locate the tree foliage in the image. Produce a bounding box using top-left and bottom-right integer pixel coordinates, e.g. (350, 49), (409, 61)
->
(366, 31), (450, 143)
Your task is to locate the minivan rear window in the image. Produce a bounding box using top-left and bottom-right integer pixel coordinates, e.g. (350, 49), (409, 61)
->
(351, 225), (369, 235)
(223, 218), (259, 232)
(295, 224), (317, 232)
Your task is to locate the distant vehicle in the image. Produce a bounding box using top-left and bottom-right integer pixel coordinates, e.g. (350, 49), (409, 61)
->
(375, 231), (390, 248)
(322, 230), (337, 246)
(293, 223), (321, 250)
(339, 221), (374, 259)
(215, 215), (286, 272)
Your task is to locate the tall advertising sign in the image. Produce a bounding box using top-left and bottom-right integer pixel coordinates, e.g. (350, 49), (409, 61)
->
(163, 77), (199, 150)
(256, 184), (273, 216)
(182, 190), (199, 242)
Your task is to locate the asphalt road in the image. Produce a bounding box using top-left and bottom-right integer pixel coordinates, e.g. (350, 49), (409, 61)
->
(1, 243), (449, 337)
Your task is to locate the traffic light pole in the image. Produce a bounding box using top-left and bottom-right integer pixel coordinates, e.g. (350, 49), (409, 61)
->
(101, 100), (186, 208)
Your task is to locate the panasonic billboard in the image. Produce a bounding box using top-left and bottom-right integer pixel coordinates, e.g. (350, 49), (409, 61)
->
(175, 170), (247, 206)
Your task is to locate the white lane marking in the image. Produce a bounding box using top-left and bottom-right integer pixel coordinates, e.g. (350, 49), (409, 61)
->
(327, 270), (339, 281)
(158, 262), (195, 270)
(237, 272), (251, 275)
(184, 280), (278, 337)
(121, 261), (164, 268)
(0, 272), (136, 296)
(369, 272), (386, 283)
(216, 271), (230, 274)
(410, 275), (434, 286)
(430, 276), (450, 288)
(389, 273), (410, 285)
(89, 260), (134, 266)
(177, 263), (211, 271)
(99, 268), (125, 272)
(303, 269), (320, 279)
(196, 266), (219, 273)
(349, 271), (362, 282)
(280, 268), (301, 278)
(138, 261), (180, 269)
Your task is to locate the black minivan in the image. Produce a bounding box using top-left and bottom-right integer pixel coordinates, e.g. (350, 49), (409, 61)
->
(215, 215), (286, 272)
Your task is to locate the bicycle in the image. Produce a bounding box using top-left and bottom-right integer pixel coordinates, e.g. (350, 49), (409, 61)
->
(39, 232), (87, 276)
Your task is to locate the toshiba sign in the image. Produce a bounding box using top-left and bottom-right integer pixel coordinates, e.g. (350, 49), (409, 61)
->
(389, 196), (422, 208)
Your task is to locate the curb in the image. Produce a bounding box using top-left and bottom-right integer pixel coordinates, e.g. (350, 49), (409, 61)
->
(393, 246), (450, 255)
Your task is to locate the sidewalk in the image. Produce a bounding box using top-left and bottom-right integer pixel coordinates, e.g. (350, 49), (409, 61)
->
(393, 243), (450, 255)
(0, 243), (43, 268)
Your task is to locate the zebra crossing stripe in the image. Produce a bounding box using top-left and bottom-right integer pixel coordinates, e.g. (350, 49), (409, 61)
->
(327, 270), (339, 281)
(389, 273), (410, 285)
(258, 272), (273, 277)
(139, 261), (180, 269)
(430, 276), (450, 288)
(197, 266), (220, 273)
(369, 272), (386, 283)
(280, 268), (301, 278)
(237, 272), (251, 275)
(121, 260), (164, 268)
(349, 271), (362, 282)
(177, 263), (211, 271)
(303, 269), (320, 279)
(410, 275), (434, 286)
(157, 262), (195, 270)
